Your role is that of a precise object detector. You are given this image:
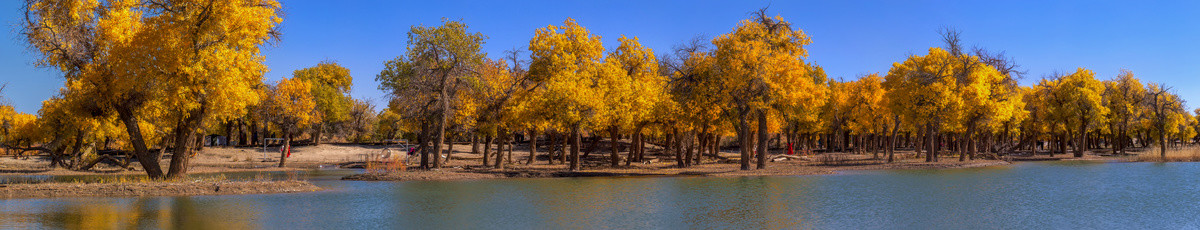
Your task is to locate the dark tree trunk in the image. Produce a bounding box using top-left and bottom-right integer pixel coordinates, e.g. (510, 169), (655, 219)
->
(738, 109), (751, 170)
(610, 126), (620, 167)
(279, 130), (291, 168)
(507, 134), (514, 164)
(584, 133), (600, 158)
(433, 125), (444, 169)
(250, 122), (260, 146)
(1161, 128), (1168, 160)
(495, 133), (506, 169)
(560, 132), (568, 164)
(471, 133), (479, 155)
(626, 131), (636, 166)
(313, 123), (323, 145)
(116, 106), (164, 179)
(685, 133), (696, 167)
(483, 135), (493, 167)
(419, 125), (430, 169)
(548, 132), (557, 165)
(527, 130), (538, 165)
(926, 124), (936, 162)
(756, 110), (768, 169)
(570, 125), (581, 171)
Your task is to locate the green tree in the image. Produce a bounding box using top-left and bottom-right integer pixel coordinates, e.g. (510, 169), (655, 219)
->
(377, 18), (486, 169)
(293, 61), (353, 145)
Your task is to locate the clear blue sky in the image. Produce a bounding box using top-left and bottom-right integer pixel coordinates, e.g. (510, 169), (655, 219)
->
(3, 0), (1200, 114)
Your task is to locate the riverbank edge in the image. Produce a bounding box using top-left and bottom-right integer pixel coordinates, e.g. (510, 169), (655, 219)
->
(341, 160), (1015, 182)
(0, 166), (312, 177)
(0, 180), (321, 200)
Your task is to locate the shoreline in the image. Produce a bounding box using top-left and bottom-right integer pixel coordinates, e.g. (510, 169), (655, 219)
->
(0, 180), (321, 200)
(0, 144), (1157, 189)
(0, 165), (313, 177)
(342, 159), (1016, 182)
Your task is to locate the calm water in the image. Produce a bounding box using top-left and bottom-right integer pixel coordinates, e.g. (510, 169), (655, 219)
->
(2, 162), (1199, 229)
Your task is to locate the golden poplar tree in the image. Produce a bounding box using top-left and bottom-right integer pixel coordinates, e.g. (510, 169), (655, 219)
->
(263, 77), (317, 167)
(21, 0), (282, 179)
(527, 18), (606, 171)
(712, 9), (821, 170)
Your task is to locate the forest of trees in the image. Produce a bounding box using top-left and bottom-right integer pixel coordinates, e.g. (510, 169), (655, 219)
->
(0, 3), (1195, 180)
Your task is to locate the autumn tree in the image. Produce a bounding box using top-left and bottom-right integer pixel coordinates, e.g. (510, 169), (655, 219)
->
(712, 8), (821, 170)
(1051, 68), (1108, 157)
(597, 36), (662, 167)
(343, 99), (378, 143)
(1103, 70), (1145, 155)
(1144, 83), (1186, 159)
(884, 47), (965, 162)
(469, 58), (531, 169)
(378, 19), (486, 169)
(843, 74), (893, 159)
(21, 0), (282, 179)
(263, 78), (317, 167)
(662, 36), (726, 167)
(527, 18), (606, 171)
(293, 61), (352, 144)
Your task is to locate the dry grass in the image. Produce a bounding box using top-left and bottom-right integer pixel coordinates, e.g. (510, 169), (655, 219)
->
(1136, 146), (1200, 162)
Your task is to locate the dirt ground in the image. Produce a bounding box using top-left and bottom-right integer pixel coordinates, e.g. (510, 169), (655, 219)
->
(2, 143), (1130, 181)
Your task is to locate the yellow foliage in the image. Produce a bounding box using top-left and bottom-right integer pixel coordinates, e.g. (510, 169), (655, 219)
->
(265, 78), (318, 133)
(527, 18), (606, 127)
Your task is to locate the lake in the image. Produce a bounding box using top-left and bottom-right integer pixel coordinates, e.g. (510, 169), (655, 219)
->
(2, 161), (1198, 229)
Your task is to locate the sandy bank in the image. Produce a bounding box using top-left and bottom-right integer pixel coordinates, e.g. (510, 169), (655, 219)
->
(342, 158), (1014, 182)
(0, 180), (321, 199)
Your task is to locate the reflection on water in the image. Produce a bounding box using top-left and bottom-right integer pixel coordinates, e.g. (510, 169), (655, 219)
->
(2, 197), (259, 229)
(3, 163), (1200, 229)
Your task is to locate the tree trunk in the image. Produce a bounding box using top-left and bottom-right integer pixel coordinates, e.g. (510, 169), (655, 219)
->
(626, 130), (637, 166)
(685, 133), (696, 167)
(926, 124), (936, 162)
(1161, 127), (1168, 160)
(471, 133), (479, 155)
(610, 126), (620, 167)
(548, 132), (557, 165)
(434, 71), (450, 168)
(527, 130), (538, 165)
(116, 106), (164, 179)
(570, 125), (581, 171)
(756, 110), (769, 169)
(433, 125), (445, 169)
(584, 133), (600, 158)
(506, 132), (514, 164)
(1075, 120), (1086, 158)
(483, 135), (492, 167)
(1059, 132), (1068, 156)
(671, 130), (684, 168)
(419, 125), (430, 169)
(279, 131), (291, 168)
(560, 132), (568, 164)
(250, 122), (260, 146)
(635, 132), (644, 163)
(738, 109), (751, 170)
(314, 123), (323, 145)
(167, 125), (200, 180)
(495, 133), (506, 170)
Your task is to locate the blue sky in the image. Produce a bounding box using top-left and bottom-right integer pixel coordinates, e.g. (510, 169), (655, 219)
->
(3, 0), (1199, 114)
